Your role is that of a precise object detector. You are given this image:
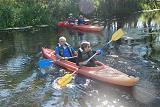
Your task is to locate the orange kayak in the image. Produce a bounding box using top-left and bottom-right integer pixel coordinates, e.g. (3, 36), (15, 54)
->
(57, 21), (103, 32)
(42, 48), (139, 87)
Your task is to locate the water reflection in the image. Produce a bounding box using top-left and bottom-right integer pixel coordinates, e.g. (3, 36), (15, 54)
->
(58, 29), (104, 49)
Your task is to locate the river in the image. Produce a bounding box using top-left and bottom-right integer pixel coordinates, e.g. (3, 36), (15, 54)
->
(0, 10), (160, 107)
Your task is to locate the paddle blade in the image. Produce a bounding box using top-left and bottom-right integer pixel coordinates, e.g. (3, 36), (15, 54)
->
(57, 74), (73, 87)
(111, 29), (125, 41)
(38, 59), (53, 69)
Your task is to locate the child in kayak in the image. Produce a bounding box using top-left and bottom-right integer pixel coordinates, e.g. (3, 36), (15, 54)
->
(77, 41), (101, 67)
(75, 41), (101, 85)
(55, 36), (78, 63)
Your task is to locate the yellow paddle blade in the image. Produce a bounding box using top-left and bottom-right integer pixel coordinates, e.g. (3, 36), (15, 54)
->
(111, 29), (125, 41)
(57, 74), (73, 87)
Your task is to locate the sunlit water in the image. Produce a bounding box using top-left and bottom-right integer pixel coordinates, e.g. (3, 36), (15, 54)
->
(0, 11), (160, 107)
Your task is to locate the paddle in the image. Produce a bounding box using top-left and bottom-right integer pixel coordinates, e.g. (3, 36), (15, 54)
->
(38, 59), (53, 69)
(57, 68), (78, 87)
(38, 56), (78, 69)
(83, 28), (125, 64)
(56, 28), (125, 87)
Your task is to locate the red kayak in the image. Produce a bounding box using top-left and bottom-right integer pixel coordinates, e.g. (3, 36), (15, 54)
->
(42, 48), (139, 87)
(57, 21), (103, 32)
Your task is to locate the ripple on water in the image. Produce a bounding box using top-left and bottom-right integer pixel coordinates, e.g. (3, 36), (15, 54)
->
(133, 80), (157, 104)
(5, 55), (31, 73)
(0, 89), (10, 97)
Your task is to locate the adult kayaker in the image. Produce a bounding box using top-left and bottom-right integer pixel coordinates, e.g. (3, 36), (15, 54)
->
(77, 15), (86, 25)
(55, 36), (78, 63)
(66, 13), (76, 24)
(77, 41), (101, 67)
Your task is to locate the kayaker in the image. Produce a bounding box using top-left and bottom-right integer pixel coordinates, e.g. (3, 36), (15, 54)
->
(66, 13), (76, 24)
(77, 41), (101, 67)
(77, 15), (86, 25)
(55, 36), (78, 63)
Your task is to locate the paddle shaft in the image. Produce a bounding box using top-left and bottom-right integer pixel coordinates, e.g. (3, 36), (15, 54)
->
(57, 68), (79, 87)
(66, 56), (77, 59)
(71, 68), (79, 75)
(101, 40), (112, 50)
(84, 28), (125, 64)
(85, 40), (112, 63)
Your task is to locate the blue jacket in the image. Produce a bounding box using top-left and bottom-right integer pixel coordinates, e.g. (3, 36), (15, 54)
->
(55, 43), (75, 57)
(78, 18), (85, 25)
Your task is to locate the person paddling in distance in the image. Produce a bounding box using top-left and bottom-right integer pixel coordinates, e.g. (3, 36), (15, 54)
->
(77, 15), (86, 25)
(55, 36), (78, 63)
(66, 13), (76, 24)
(77, 41), (101, 67)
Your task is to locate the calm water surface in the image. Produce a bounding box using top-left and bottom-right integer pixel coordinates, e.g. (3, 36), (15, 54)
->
(0, 11), (160, 107)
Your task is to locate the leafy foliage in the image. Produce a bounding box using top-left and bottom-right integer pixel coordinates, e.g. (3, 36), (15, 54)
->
(0, 0), (159, 28)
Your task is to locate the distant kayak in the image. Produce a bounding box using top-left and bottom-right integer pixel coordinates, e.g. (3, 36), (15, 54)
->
(42, 48), (139, 87)
(57, 21), (103, 32)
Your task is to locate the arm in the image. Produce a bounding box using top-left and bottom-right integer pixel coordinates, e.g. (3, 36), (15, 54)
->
(55, 47), (65, 60)
(55, 47), (61, 59)
(71, 47), (78, 57)
(83, 19), (86, 24)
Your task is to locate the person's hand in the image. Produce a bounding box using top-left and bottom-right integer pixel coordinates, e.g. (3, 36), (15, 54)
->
(65, 57), (69, 60)
(96, 50), (101, 55)
(81, 61), (88, 65)
(62, 57), (68, 60)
